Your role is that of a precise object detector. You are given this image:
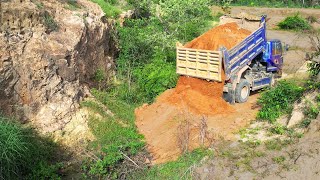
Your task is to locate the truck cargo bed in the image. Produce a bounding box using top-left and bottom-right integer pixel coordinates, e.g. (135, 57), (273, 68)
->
(176, 47), (223, 82)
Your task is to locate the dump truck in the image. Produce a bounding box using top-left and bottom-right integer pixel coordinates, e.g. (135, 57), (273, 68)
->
(176, 15), (284, 103)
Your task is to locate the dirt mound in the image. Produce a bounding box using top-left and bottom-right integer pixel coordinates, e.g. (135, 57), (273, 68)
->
(184, 22), (251, 50)
(163, 76), (234, 115)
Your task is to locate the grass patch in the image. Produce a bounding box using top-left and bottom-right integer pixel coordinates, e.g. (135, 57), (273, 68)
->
(0, 115), (62, 179)
(264, 138), (293, 151)
(129, 148), (212, 180)
(278, 14), (311, 31)
(272, 156), (286, 164)
(91, 0), (121, 18)
(257, 80), (304, 123)
(81, 89), (144, 178)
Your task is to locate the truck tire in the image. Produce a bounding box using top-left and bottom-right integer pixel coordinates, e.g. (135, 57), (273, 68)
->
(235, 79), (250, 103)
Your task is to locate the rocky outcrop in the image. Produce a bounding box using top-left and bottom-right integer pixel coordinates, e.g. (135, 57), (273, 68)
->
(0, 0), (117, 133)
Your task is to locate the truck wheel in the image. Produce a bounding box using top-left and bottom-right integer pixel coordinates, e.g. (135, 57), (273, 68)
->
(235, 79), (250, 103)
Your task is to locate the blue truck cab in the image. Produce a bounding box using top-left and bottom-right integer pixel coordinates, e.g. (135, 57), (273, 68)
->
(220, 15), (285, 103)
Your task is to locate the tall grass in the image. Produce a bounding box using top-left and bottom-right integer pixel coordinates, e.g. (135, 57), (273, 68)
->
(0, 115), (61, 179)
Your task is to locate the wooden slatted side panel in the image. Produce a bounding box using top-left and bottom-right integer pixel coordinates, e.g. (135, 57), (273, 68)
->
(176, 47), (222, 82)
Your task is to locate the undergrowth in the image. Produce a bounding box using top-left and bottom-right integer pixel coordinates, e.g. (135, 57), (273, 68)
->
(257, 80), (304, 123)
(81, 89), (144, 178)
(0, 115), (62, 179)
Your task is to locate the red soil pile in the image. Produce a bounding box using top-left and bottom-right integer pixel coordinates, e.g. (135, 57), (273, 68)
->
(163, 76), (234, 115)
(184, 22), (251, 50)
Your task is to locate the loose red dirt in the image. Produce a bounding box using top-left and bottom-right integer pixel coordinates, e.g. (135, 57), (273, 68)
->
(184, 22), (251, 50)
(135, 22), (256, 164)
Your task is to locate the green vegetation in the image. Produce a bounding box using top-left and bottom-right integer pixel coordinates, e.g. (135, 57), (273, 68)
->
(81, 90), (144, 178)
(113, 0), (214, 103)
(278, 14), (311, 31)
(308, 61), (320, 76)
(272, 156), (286, 164)
(91, 0), (121, 18)
(43, 12), (59, 33)
(0, 115), (61, 179)
(66, 0), (81, 10)
(257, 80), (304, 123)
(129, 148), (212, 179)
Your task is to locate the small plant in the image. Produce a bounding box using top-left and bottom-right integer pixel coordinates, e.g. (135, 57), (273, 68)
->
(94, 68), (106, 90)
(66, 0), (81, 10)
(272, 156), (286, 164)
(278, 14), (311, 31)
(265, 138), (292, 151)
(269, 123), (287, 135)
(43, 12), (59, 33)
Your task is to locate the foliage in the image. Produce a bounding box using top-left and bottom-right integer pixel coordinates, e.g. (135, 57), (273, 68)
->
(0, 115), (61, 179)
(257, 80), (304, 123)
(129, 148), (212, 179)
(308, 61), (320, 76)
(91, 0), (121, 18)
(114, 0), (213, 103)
(43, 12), (59, 33)
(278, 14), (311, 31)
(269, 123), (287, 135)
(264, 138), (292, 151)
(81, 90), (144, 178)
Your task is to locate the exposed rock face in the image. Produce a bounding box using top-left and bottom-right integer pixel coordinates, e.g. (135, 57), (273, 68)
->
(0, 0), (117, 133)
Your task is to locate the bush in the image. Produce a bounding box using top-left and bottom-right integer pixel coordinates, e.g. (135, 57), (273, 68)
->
(257, 80), (304, 123)
(0, 115), (61, 179)
(278, 14), (311, 31)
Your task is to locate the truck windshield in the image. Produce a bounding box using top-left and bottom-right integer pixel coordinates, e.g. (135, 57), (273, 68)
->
(272, 42), (282, 55)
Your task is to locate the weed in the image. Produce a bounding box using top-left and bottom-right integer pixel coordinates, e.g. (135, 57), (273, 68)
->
(269, 123), (287, 135)
(43, 12), (58, 33)
(265, 138), (292, 151)
(278, 14), (311, 31)
(272, 156), (286, 164)
(66, 0), (81, 10)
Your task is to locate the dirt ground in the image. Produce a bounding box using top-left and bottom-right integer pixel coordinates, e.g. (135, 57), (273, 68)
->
(135, 91), (259, 164)
(135, 6), (316, 165)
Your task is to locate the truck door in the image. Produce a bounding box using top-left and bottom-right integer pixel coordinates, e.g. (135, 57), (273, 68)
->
(271, 41), (283, 70)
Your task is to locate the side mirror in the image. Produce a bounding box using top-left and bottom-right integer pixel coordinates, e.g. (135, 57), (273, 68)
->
(282, 43), (289, 55)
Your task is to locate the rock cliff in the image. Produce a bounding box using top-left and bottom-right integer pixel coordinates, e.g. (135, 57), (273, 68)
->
(0, 0), (117, 133)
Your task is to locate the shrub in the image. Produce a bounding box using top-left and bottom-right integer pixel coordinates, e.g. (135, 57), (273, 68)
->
(257, 80), (304, 123)
(278, 14), (311, 31)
